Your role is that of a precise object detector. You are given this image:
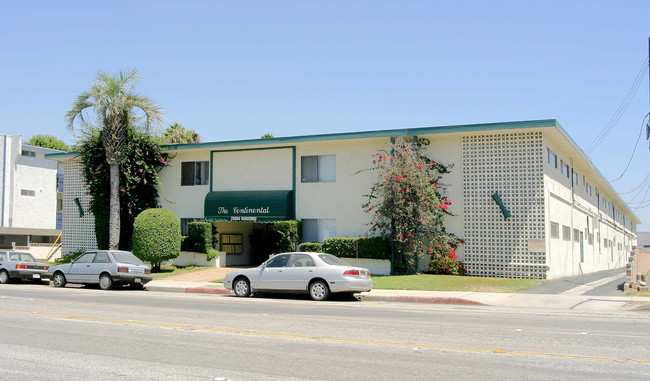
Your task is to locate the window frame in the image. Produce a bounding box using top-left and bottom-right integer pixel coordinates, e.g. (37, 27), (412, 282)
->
(301, 155), (336, 183)
(547, 149), (557, 168)
(550, 222), (560, 239)
(220, 233), (243, 254)
(181, 161), (209, 186)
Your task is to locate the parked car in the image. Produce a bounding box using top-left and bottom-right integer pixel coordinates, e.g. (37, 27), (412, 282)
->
(223, 252), (373, 301)
(0, 251), (50, 284)
(45, 250), (152, 290)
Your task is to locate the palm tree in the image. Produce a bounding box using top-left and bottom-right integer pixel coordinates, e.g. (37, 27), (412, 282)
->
(66, 69), (164, 250)
(163, 123), (201, 144)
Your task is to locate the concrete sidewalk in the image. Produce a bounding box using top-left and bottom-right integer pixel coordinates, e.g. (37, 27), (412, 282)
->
(144, 277), (649, 311)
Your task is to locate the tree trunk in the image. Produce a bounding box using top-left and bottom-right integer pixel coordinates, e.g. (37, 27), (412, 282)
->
(109, 163), (121, 250)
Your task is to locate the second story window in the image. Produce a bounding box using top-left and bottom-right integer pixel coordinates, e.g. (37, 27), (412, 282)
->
(547, 149), (557, 168)
(21, 189), (35, 197)
(301, 155), (336, 183)
(181, 161), (209, 186)
(21, 150), (36, 158)
(561, 161), (569, 177)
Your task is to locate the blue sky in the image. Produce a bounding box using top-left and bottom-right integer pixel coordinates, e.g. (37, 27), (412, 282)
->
(2, 1), (650, 227)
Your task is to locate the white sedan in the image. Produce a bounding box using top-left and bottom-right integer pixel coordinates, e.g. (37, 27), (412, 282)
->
(223, 252), (373, 301)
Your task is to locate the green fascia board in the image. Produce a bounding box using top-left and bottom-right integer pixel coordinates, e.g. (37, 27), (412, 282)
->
(163, 119), (559, 151)
(204, 190), (294, 222)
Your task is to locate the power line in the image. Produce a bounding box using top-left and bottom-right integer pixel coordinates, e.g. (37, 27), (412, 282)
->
(608, 113), (650, 182)
(585, 56), (648, 154)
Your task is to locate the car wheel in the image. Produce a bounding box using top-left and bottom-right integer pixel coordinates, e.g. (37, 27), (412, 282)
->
(0, 270), (9, 284)
(53, 272), (67, 288)
(99, 274), (113, 290)
(309, 280), (330, 301)
(233, 277), (251, 297)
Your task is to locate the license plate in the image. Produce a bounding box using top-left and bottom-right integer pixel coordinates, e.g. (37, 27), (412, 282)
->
(135, 278), (141, 283)
(32, 274), (40, 279)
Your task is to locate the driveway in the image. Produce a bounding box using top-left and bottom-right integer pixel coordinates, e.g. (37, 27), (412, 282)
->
(522, 268), (626, 296)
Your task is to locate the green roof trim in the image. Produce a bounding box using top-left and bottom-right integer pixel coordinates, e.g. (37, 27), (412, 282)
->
(162, 119), (559, 151)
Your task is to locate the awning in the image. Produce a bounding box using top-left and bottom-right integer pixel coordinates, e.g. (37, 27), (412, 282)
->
(204, 190), (294, 222)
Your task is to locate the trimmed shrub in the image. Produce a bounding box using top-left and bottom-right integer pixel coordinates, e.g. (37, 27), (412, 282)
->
(358, 236), (390, 259)
(184, 222), (213, 253)
(270, 220), (301, 253)
(300, 242), (323, 252)
(323, 237), (357, 257)
(322, 236), (390, 259)
(131, 208), (181, 272)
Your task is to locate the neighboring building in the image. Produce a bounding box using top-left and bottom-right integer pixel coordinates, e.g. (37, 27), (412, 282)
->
(0, 135), (63, 259)
(48, 119), (640, 279)
(636, 232), (650, 248)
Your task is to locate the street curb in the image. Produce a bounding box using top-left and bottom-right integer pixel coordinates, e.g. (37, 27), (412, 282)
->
(185, 287), (231, 295)
(361, 294), (485, 305)
(146, 285), (484, 305)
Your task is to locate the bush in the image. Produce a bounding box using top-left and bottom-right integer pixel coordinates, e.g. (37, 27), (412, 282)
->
(323, 237), (357, 257)
(131, 208), (181, 272)
(299, 242), (323, 252)
(183, 222), (213, 253)
(428, 253), (467, 275)
(358, 236), (390, 259)
(270, 220), (301, 253)
(322, 236), (390, 259)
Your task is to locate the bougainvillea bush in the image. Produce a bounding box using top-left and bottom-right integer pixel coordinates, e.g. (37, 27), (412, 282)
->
(362, 137), (465, 274)
(79, 127), (170, 250)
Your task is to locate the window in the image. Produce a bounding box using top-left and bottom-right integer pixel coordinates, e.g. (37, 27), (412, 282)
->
(290, 254), (316, 267)
(301, 155), (336, 182)
(562, 225), (571, 241)
(561, 161), (569, 177)
(266, 254), (290, 268)
(588, 233), (594, 245)
(547, 149), (557, 168)
(180, 218), (202, 236)
(181, 161), (209, 186)
(550, 222), (559, 239)
(586, 183), (592, 196)
(21, 150), (35, 157)
(572, 171), (578, 185)
(603, 239), (608, 248)
(220, 233), (243, 254)
(573, 229), (580, 242)
(302, 219), (336, 243)
(93, 252), (111, 263)
(21, 189), (35, 197)
(75, 253), (96, 264)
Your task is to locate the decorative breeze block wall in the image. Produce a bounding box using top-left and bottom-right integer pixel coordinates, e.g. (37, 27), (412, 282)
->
(462, 132), (547, 279)
(62, 158), (97, 255)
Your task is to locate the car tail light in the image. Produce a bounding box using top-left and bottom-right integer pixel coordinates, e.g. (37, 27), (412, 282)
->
(343, 269), (360, 276)
(44, 266), (50, 270)
(118, 267), (129, 273)
(15, 264), (27, 269)
(145, 268), (151, 274)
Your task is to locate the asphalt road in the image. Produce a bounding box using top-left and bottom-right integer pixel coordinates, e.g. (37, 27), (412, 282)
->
(1, 283), (649, 380)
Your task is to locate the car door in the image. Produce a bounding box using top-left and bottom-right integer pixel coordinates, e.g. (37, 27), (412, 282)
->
(284, 254), (317, 291)
(86, 251), (112, 283)
(67, 252), (96, 282)
(253, 254), (291, 290)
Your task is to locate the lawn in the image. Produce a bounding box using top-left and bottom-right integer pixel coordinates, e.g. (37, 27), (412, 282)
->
(372, 274), (544, 293)
(151, 265), (206, 280)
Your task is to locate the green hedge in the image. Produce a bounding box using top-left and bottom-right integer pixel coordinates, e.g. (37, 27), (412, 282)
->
(183, 222), (212, 253)
(271, 220), (301, 253)
(322, 236), (390, 260)
(299, 242), (323, 252)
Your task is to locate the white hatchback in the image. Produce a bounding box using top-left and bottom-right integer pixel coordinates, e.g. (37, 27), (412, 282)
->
(223, 252), (373, 301)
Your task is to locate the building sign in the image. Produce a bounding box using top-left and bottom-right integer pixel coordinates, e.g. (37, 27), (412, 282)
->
(204, 190), (294, 222)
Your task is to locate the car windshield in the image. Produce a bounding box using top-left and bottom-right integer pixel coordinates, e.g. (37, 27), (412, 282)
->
(112, 252), (145, 265)
(10, 253), (36, 262)
(318, 254), (351, 266)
